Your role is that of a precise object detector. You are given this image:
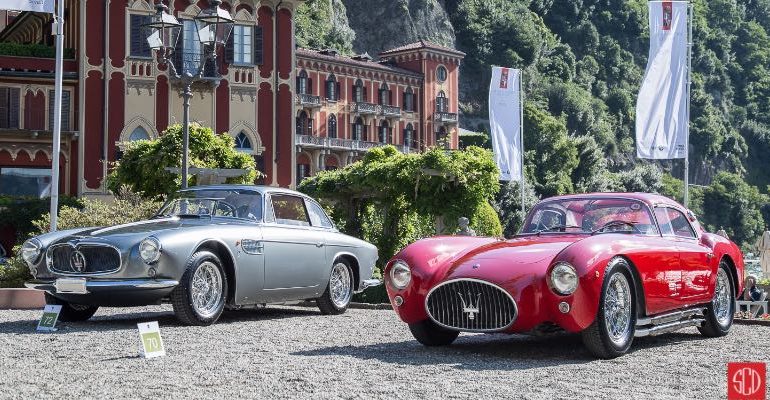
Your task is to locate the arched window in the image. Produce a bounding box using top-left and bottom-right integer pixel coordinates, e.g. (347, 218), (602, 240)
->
(436, 65), (448, 82)
(326, 74), (338, 101)
(129, 126), (150, 141)
(404, 123), (414, 148)
(235, 132), (252, 152)
(379, 82), (390, 106)
(379, 120), (390, 143)
(403, 87), (414, 112)
(297, 70), (310, 95)
(436, 91), (448, 113)
(296, 111), (310, 136)
(352, 117), (364, 141)
(353, 79), (365, 103)
(327, 114), (337, 138)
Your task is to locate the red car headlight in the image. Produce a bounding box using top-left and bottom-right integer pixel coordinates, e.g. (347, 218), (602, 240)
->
(550, 262), (578, 295)
(389, 260), (411, 289)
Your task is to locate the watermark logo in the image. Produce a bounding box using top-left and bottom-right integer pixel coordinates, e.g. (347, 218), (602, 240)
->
(728, 362), (766, 400)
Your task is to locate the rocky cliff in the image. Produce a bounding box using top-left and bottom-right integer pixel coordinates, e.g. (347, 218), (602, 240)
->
(341, 0), (455, 55)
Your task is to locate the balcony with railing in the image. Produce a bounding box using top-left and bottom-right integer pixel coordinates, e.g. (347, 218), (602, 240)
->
(296, 93), (322, 108)
(434, 112), (459, 124)
(380, 105), (402, 118)
(296, 135), (412, 154)
(350, 102), (378, 115)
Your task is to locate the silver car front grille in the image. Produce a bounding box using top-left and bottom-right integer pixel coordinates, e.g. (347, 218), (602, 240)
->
(425, 279), (518, 332)
(47, 244), (121, 275)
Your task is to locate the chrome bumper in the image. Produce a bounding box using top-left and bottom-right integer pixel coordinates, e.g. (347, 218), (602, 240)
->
(25, 279), (179, 294)
(358, 278), (382, 292)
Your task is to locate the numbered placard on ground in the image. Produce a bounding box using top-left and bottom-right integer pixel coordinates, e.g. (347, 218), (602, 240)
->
(137, 321), (165, 358)
(37, 305), (62, 332)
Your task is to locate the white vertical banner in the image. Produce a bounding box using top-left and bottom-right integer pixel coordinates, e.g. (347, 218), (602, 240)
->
(1, 0), (55, 13)
(489, 67), (522, 181)
(636, 1), (689, 159)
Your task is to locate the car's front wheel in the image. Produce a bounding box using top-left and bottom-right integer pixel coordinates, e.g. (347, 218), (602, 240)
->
(171, 251), (228, 326)
(44, 293), (99, 322)
(698, 261), (734, 337)
(409, 319), (459, 346)
(581, 257), (637, 358)
(317, 260), (353, 315)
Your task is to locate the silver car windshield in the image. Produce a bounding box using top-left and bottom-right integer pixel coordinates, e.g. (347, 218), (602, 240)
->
(157, 190), (263, 221)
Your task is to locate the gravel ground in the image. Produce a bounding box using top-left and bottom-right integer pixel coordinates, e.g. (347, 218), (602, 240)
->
(0, 305), (768, 399)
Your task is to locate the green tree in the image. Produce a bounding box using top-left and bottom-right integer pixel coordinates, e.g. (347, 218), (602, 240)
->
(700, 172), (769, 247)
(106, 124), (258, 198)
(523, 103), (579, 196)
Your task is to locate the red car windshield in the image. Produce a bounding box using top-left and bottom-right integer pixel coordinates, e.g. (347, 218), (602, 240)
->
(520, 198), (658, 235)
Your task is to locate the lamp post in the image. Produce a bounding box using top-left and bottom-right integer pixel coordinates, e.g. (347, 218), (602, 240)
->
(144, 0), (233, 189)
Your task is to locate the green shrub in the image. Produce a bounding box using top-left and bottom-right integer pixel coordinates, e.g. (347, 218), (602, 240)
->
(0, 42), (75, 59)
(469, 201), (503, 237)
(0, 195), (83, 243)
(106, 123), (260, 199)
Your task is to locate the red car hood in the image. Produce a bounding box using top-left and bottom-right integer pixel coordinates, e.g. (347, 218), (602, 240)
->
(440, 235), (587, 284)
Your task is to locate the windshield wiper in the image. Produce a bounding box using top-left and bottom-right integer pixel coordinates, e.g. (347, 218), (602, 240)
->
(591, 221), (639, 235)
(536, 224), (582, 235)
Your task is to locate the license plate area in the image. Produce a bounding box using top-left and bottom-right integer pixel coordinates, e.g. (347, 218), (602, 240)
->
(55, 278), (88, 294)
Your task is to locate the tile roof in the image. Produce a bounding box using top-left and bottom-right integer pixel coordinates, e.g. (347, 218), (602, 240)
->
(378, 40), (466, 57)
(296, 48), (424, 78)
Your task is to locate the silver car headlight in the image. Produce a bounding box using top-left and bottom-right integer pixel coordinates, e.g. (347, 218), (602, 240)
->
(139, 236), (162, 264)
(21, 239), (42, 266)
(550, 262), (578, 295)
(389, 260), (411, 289)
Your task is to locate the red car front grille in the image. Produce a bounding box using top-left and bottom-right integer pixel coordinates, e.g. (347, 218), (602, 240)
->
(425, 279), (518, 332)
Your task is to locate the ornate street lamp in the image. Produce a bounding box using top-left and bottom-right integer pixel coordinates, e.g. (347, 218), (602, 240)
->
(144, 0), (233, 189)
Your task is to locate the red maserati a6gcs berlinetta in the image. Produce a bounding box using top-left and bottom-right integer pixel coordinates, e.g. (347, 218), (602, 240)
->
(384, 193), (744, 358)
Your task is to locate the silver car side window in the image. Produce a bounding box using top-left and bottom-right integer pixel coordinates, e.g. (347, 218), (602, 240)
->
(306, 200), (333, 228)
(271, 194), (311, 226)
(264, 194), (276, 223)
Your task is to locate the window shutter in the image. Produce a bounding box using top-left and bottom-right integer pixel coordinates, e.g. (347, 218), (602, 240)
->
(336, 82), (341, 101)
(130, 15), (141, 57)
(8, 88), (19, 129)
(0, 87), (8, 128)
(204, 55), (217, 77)
(363, 87), (367, 102)
(253, 26), (263, 65)
(62, 90), (70, 131)
(308, 78), (313, 95)
(225, 28), (235, 65)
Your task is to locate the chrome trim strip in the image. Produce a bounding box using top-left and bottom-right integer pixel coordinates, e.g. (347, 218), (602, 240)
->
(358, 278), (381, 292)
(25, 279), (179, 292)
(424, 278), (519, 333)
(45, 242), (123, 276)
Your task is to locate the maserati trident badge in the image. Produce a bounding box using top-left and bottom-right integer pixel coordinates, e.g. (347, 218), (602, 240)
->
(70, 251), (86, 273)
(458, 291), (481, 320)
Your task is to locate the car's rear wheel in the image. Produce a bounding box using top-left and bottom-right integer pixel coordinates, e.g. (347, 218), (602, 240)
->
(581, 257), (636, 359)
(44, 293), (99, 322)
(317, 260), (353, 315)
(409, 319), (459, 346)
(698, 262), (734, 337)
(171, 251), (227, 326)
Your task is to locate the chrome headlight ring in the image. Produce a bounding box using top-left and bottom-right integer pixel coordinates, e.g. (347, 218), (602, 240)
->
(139, 236), (162, 264)
(550, 262), (578, 295)
(389, 260), (412, 290)
(21, 239), (43, 267)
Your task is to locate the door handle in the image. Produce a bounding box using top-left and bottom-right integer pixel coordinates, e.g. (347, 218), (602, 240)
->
(316, 242), (324, 248)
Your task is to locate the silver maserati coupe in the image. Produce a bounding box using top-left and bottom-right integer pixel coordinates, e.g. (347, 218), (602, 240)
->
(22, 185), (380, 325)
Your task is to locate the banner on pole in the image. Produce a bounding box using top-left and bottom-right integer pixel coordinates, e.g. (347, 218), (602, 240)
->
(489, 67), (522, 181)
(1, 0), (55, 13)
(635, 1), (689, 159)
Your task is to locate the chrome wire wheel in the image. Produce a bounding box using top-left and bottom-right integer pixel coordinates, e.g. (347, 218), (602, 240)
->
(329, 262), (352, 308)
(191, 261), (224, 319)
(604, 272), (632, 345)
(713, 268), (731, 327)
